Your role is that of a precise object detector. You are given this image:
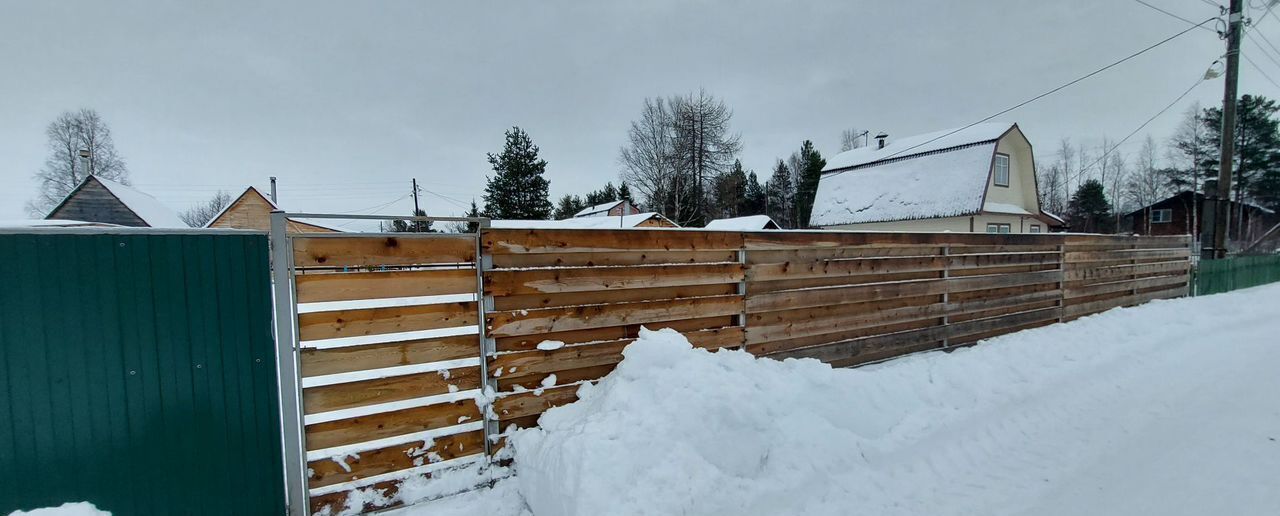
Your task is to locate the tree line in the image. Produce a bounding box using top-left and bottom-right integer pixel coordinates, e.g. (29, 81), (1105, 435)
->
(1042, 94), (1280, 234)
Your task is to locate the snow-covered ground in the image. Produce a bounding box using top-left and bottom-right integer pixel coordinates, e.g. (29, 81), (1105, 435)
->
(395, 284), (1280, 515)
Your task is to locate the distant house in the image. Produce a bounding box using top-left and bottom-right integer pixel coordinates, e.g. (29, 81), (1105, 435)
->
(1124, 191), (1278, 244)
(205, 186), (336, 232)
(705, 215), (780, 230)
(492, 212), (677, 229)
(810, 122), (1064, 233)
(45, 175), (188, 228)
(574, 199), (641, 218)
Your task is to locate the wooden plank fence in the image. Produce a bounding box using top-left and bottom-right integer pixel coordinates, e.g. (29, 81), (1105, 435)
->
(284, 228), (1191, 515)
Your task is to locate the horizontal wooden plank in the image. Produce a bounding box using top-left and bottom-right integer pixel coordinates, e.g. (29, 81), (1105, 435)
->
(484, 228), (744, 254)
(487, 295), (742, 337)
(303, 366), (482, 414)
(305, 398), (481, 451)
(746, 299), (947, 344)
(769, 325), (948, 364)
(946, 289), (1062, 319)
(745, 246), (944, 264)
(1062, 285), (1186, 319)
(492, 249), (739, 268)
(947, 306), (1062, 341)
(490, 327), (744, 378)
(744, 232), (1064, 249)
(1064, 261), (1189, 282)
(1062, 248), (1190, 263)
(498, 363), (618, 393)
(745, 279), (947, 314)
(298, 302), (477, 342)
(493, 383), (581, 421)
(948, 263), (1059, 277)
(308, 461), (488, 516)
(485, 263), (743, 296)
(307, 430), (484, 488)
(950, 299), (1060, 324)
(494, 314), (736, 352)
(492, 283), (737, 312)
(947, 269), (1063, 293)
(300, 335), (477, 377)
(747, 256), (947, 282)
(747, 317), (941, 357)
(1063, 274), (1190, 300)
(947, 244), (1062, 254)
(746, 269), (943, 294)
(947, 252), (1060, 269)
(294, 235), (475, 268)
(949, 318), (1058, 347)
(295, 268), (476, 303)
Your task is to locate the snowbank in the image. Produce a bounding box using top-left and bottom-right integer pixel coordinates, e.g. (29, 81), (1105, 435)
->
(502, 285), (1280, 516)
(7, 503), (110, 516)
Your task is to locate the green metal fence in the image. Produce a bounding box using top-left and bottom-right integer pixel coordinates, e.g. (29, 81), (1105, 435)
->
(1194, 254), (1280, 296)
(0, 231), (285, 515)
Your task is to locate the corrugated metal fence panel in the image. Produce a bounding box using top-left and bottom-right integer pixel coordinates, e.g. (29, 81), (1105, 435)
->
(1195, 254), (1280, 295)
(0, 233), (284, 515)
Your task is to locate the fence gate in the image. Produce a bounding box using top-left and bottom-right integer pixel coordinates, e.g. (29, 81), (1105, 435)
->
(271, 213), (496, 515)
(0, 229), (284, 515)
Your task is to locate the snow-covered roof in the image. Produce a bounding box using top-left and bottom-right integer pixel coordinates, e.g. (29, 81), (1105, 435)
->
(810, 143), (996, 226)
(824, 122), (1014, 172)
(94, 177), (189, 228)
(491, 212), (675, 229)
(574, 200), (625, 218)
(982, 201), (1033, 216)
(704, 215), (779, 230)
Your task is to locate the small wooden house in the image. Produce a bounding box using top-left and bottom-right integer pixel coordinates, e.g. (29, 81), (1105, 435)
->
(205, 187), (336, 233)
(1124, 191), (1278, 244)
(573, 199), (641, 218)
(45, 175), (188, 228)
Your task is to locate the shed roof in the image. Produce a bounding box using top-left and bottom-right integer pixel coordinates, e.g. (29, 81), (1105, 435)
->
(705, 215), (780, 230)
(491, 212), (674, 229)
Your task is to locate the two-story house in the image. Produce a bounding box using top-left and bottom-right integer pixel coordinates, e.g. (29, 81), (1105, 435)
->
(809, 122), (1064, 233)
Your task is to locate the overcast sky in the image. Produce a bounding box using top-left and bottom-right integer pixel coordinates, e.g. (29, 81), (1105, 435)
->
(2, 0), (1275, 225)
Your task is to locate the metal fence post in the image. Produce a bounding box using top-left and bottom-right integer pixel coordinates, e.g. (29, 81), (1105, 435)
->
(737, 244), (749, 352)
(474, 219), (499, 469)
(1057, 242), (1066, 322)
(270, 211), (308, 516)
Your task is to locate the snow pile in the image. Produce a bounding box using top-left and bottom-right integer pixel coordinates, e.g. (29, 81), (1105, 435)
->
(810, 143), (993, 226)
(500, 284), (1280, 516)
(7, 503), (110, 516)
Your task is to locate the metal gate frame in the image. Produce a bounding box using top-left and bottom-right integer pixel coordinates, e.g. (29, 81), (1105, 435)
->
(269, 211), (492, 516)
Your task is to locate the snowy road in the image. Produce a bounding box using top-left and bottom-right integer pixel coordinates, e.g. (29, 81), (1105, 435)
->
(400, 284), (1280, 516)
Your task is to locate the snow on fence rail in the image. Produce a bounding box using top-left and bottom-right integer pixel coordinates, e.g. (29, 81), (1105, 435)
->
(283, 228), (1191, 515)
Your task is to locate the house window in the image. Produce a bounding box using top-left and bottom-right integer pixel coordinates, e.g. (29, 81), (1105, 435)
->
(986, 223), (1011, 234)
(993, 154), (1010, 187)
(1151, 208), (1172, 223)
(1029, 224), (1041, 233)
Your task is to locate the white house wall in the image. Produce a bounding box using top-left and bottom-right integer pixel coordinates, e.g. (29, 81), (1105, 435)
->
(826, 213), (1047, 233)
(986, 130), (1041, 213)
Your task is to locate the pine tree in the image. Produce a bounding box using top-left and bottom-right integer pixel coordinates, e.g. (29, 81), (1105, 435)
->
(465, 199), (481, 233)
(390, 209), (435, 233)
(554, 194), (586, 219)
(766, 160), (794, 228)
(792, 141), (826, 228)
(618, 182), (634, 204)
(744, 171), (767, 216)
(584, 182), (620, 207)
(1066, 179), (1115, 234)
(712, 160), (748, 219)
(1199, 95), (1280, 209)
(483, 127), (553, 219)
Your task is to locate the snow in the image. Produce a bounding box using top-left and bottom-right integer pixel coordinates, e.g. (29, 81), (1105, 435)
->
(703, 215), (778, 230)
(824, 122), (1011, 172)
(982, 201), (1033, 215)
(572, 200), (625, 218)
(6, 503), (110, 516)
(535, 340), (565, 351)
(810, 143), (994, 226)
(490, 213), (673, 229)
(93, 176), (189, 228)
(399, 282), (1280, 516)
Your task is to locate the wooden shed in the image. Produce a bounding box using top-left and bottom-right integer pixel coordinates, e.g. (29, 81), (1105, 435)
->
(205, 187), (337, 233)
(45, 175), (188, 228)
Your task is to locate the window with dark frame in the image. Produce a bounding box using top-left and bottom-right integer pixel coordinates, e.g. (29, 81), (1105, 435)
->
(1151, 208), (1172, 223)
(994, 154), (1010, 187)
(1029, 224), (1041, 233)
(986, 223), (1011, 234)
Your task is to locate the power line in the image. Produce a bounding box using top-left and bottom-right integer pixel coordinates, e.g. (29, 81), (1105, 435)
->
(843, 17), (1218, 171)
(1131, 0), (1217, 30)
(1245, 31), (1280, 68)
(1243, 52), (1280, 87)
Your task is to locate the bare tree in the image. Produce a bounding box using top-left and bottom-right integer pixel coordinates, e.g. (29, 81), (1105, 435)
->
(1125, 136), (1167, 234)
(179, 190), (234, 227)
(839, 128), (867, 152)
(1165, 103), (1208, 239)
(620, 97), (677, 219)
(1036, 162), (1066, 216)
(27, 108), (129, 216)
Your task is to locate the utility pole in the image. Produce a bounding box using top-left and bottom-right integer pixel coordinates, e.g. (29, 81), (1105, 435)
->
(1210, 0), (1243, 259)
(411, 178), (422, 232)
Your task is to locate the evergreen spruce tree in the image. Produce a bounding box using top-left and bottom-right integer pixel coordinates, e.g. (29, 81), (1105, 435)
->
(464, 200), (481, 233)
(390, 209), (435, 233)
(766, 160), (794, 228)
(1199, 95), (1280, 209)
(744, 171), (767, 216)
(618, 182), (634, 204)
(483, 127), (553, 219)
(792, 141), (827, 228)
(712, 160), (749, 218)
(1066, 179), (1115, 234)
(554, 194), (587, 219)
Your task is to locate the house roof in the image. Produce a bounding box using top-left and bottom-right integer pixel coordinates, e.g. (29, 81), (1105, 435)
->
(0, 219), (122, 228)
(823, 122), (1014, 173)
(491, 212), (675, 229)
(46, 175), (188, 228)
(204, 186), (340, 231)
(704, 215), (780, 230)
(574, 200), (627, 217)
(1124, 191), (1276, 217)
